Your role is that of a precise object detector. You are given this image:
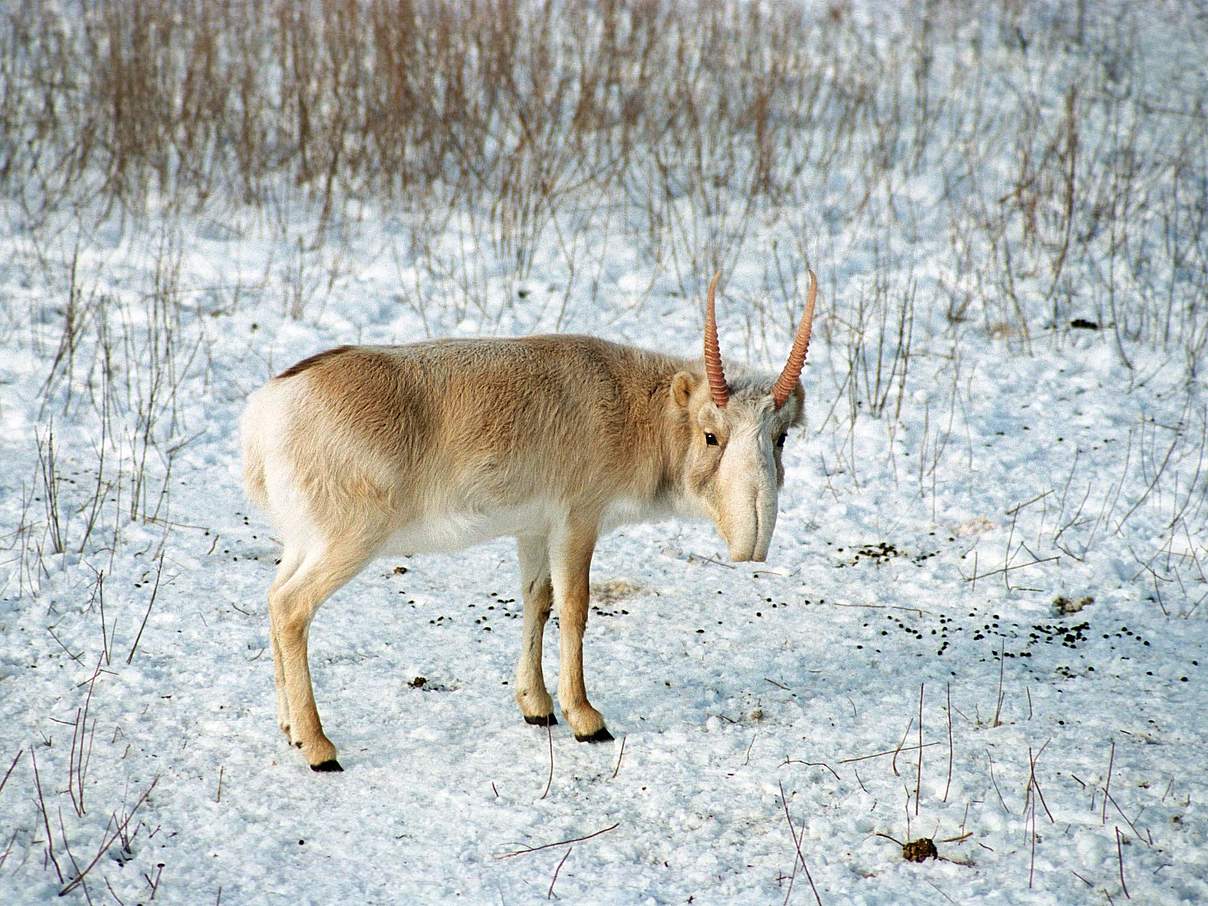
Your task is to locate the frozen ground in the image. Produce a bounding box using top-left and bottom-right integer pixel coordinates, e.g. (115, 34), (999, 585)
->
(2, 2), (1207, 904)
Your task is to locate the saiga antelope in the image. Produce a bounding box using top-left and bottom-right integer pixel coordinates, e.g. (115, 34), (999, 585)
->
(241, 271), (818, 770)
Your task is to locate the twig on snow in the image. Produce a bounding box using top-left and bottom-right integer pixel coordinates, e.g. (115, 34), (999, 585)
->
(31, 748), (64, 883)
(943, 683), (954, 802)
(547, 847), (572, 899)
(0, 747), (23, 797)
(1101, 740), (1115, 825)
(915, 683), (924, 816)
(985, 750), (1010, 814)
(777, 781), (822, 906)
(992, 638), (1006, 727)
(611, 735), (626, 779)
(891, 717), (914, 776)
(540, 724), (554, 800)
(1115, 827), (1130, 899)
(780, 759), (840, 783)
(839, 742), (940, 765)
(59, 776), (159, 896)
(127, 551), (166, 664)
(494, 823), (619, 860)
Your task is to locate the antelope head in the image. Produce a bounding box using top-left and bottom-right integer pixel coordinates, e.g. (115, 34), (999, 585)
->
(670, 271), (818, 562)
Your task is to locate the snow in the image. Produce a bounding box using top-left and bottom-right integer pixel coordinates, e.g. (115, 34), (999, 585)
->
(2, 2), (1208, 904)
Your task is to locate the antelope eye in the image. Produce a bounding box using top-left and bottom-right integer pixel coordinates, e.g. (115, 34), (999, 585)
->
(704, 432), (719, 446)
(776, 432), (787, 448)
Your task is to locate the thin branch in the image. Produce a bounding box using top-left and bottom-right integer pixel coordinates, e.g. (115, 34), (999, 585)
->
(494, 823), (620, 860)
(778, 781), (822, 906)
(962, 555), (1059, 584)
(57, 806), (93, 906)
(59, 776), (159, 896)
(780, 758), (840, 783)
(915, 683), (924, 817)
(891, 717), (914, 776)
(540, 724), (554, 800)
(1104, 789), (1147, 845)
(986, 750), (1010, 814)
(0, 747), (23, 797)
(547, 847), (572, 900)
(31, 748), (64, 883)
(992, 638), (1006, 727)
(839, 742), (940, 764)
(1115, 827), (1130, 899)
(742, 734), (756, 767)
(611, 735), (626, 779)
(943, 683), (954, 803)
(1101, 741), (1115, 825)
(127, 551), (166, 664)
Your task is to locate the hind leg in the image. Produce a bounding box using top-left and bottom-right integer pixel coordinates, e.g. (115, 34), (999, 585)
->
(514, 535), (556, 726)
(270, 539), (376, 771)
(268, 548), (304, 740)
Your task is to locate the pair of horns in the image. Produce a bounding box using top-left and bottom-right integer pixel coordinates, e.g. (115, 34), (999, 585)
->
(703, 269), (818, 410)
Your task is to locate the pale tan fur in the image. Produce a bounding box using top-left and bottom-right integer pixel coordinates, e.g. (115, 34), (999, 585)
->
(242, 335), (805, 769)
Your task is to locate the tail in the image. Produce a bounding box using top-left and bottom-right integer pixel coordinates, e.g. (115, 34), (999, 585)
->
(240, 392), (270, 511)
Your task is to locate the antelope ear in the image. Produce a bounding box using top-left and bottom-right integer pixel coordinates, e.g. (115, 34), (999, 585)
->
(671, 371), (697, 409)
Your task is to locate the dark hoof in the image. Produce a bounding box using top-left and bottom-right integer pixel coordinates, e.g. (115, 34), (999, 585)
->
(524, 714), (558, 727)
(311, 759), (343, 772)
(574, 727), (614, 743)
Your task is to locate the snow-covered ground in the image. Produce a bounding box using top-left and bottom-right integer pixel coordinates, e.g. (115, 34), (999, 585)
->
(2, 2), (1207, 903)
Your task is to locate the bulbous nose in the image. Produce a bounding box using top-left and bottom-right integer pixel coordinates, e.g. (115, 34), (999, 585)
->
(715, 433), (779, 563)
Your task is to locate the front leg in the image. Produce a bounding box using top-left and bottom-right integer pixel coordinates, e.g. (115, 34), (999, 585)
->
(514, 535), (556, 726)
(549, 519), (613, 743)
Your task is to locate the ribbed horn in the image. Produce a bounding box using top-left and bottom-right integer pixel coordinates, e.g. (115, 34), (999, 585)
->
(771, 269), (818, 409)
(703, 271), (729, 408)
